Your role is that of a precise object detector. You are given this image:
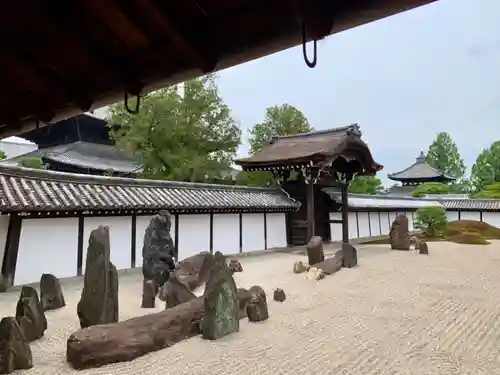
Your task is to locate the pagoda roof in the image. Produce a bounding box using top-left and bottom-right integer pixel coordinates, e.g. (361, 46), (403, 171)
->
(388, 151), (455, 182)
(235, 124), (382, 174)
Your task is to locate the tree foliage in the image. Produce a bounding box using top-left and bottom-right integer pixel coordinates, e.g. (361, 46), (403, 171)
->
(414, 206), (448, 237)
(474, 182), (500, 199)
(471, 141), (500, 192)
(18, 156), (44, 170)
(349, 175), (384, 195)
(0, 150), (5, 160)
(412, 182), (450, 197)
(248, 104), (313, 154)
(108, 74), (241, 182)
(427, 132), (466, 179)
(238, 104), (313, 187)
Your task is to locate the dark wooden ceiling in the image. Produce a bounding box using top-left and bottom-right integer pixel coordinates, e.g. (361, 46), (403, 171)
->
(0, 0), (437, 138)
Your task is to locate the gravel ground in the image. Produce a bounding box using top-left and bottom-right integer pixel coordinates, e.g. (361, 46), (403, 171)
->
(3, 242), (500, 375)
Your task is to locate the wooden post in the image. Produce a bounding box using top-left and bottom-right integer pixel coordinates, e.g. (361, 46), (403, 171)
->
(341, 182), (349, 244)
(0, 214), (22, 292)
(306, 180), (315, 242)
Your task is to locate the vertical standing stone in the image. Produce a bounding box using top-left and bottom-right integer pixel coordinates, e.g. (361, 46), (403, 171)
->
(202, 251), (239, 340)
(306, 236), (324, 265)
(141, 279), (156, 309)
(0, 317), (32, 374)
(77, 226), (119, 329)
(40, 273), (66, 311)
(419, 241), (429, 255)
(389, 215), (411, 250)
(342, 243), (358, 268)
(15, 286), (47, 342)
(142, 210), (176, 295)
(163, 272), (197, 309)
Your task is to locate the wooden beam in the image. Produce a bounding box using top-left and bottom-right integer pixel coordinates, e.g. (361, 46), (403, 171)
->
(306, 182), (315, 242)
(0, 214), (22, 292)
(341, 183), (349, 244)
(121, 0), (217, 73)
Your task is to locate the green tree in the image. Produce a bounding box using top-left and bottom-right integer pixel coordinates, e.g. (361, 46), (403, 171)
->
(348, 175), (384, 195)
(412, 182), (450, 197)
(414, 206), (448, 237)
(475, 182), (500, 199)
(108, 74), (241, 182)
(18, 157), (44, 170)
(239, 104), (313, 187)
(0, 150), (5, 160)
(427, 132), (466, 179)
(471, 141), (500, 191)
(248, 104), (313, 154)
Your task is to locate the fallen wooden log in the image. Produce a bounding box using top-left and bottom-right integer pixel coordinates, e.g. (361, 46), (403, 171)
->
(67, 297), (204, 369)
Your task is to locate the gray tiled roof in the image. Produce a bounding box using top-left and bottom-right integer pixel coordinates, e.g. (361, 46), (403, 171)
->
(439, 199), (500, 212)
(0, 165), (299, 214)
(3, 142), (142, 174)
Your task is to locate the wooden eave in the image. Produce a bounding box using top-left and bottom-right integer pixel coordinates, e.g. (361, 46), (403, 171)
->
(0, 0), (437, 138)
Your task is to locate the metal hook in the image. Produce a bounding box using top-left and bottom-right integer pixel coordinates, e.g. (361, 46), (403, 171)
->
(124, 91), (140, 114)
(301, 23), (317, 68)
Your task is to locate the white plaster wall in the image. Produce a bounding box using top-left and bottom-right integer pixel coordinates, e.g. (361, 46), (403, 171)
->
(0, 216), (9, 276)
(83, 216), (132, 273)
(348, 212), (358, 239)
(329, 212), (342, 241)
(135, 215), (154, 268)
(446, 211), (459, 222)
(357, 212), (370, 237)
(389, 212), (398, 226)
(178, 214), (210, 260)
(483, 212), (500, 227)
(369, 212), (381, 236)
(266, 213), (287, 249)
(213, 214), (239, 255)
(15, 218), (78, 285)
(380, 212), (391, 235)
(242, 213), (265, 252)
(460, 211), (481, 221)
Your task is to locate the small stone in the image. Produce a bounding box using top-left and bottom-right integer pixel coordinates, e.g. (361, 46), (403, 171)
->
(246, 296), (269, 322)
(40, 273), (65, 311)
(342, 243), (358, 268)
(409, 236), (419, 250)
(419, 241), (429, 255)
(163, 272), (197, 309)
(77, 226), (119, 329)
(15, 286), (47, 342)
(306, 236), (324, 266)
(293, 261), (307, 274)
(315, 269), (325, 281)
(0, 317), (33, 373)
(236, 288), (252, 318)
(307, 267), (318, 280)
(228, 259), (243, 273)
(175, 252), (214, 291)
(273, 288), (286, 302)
(141, 279), (157, 308)
(248, 285), (267, 303)
(314, 250), (343, 274)
(390, 215), (411, 250)
(202, 252), (239, 340)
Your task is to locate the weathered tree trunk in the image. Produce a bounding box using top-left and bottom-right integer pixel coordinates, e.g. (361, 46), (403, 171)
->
(67, 297), (204, 370)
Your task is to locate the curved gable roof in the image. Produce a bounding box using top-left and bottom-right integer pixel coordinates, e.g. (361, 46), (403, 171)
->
(388, 151), (455, 182)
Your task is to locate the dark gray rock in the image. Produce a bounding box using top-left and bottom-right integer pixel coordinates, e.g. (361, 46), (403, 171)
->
(40, 273), (65, 311)
(228, 259), (243, 273)
(246, 296), (269, 322)
(273, 288), (286, 302)
(342, 243), (358, 268)
(390, 215), (411, 250)
(202, 252), (239, 340)
(419, 241), (429, 255)
(163, 272), (197, 309)
(0, 317), (32, 374)
(15, 286), (47, 342)
(248, 285), (267, 303)
(142, 210), (176, 290)
(236, 288), (252, 318)
(141, 279), (157, 308)
(77, 226), (119, 329)
(306, 236), (324, 266)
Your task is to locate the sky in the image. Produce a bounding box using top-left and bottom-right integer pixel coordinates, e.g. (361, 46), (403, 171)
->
(214, 0), (500, 185)
(5, 0), (500, 186)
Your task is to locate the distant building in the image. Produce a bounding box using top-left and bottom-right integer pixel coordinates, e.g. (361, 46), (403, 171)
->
(2, 114), (141, 177)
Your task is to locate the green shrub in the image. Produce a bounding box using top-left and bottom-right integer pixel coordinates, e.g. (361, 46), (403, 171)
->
(18, 157), (44, 170)
(412, 182), (450, 197)
(0, 150), (5, 160)
(414, 206), (448, 236)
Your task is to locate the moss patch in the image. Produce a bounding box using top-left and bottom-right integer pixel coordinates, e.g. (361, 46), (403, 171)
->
(447, 232), (491, 245)
(444, 220), (500, 239)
